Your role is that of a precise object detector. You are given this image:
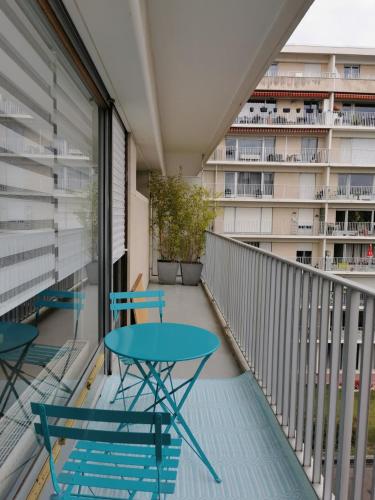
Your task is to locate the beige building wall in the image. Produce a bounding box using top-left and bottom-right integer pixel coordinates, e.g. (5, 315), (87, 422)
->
(127, 136), (150, 289)
(271, 241), (321, 259)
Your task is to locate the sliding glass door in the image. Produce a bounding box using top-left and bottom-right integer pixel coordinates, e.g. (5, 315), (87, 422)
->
(0, 2), (122, 495)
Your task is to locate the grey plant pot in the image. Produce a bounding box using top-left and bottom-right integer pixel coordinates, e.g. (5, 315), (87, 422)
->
(157, 260), (179, 284)
(86, 261), (99, 285)
(181, 262), (203, 286)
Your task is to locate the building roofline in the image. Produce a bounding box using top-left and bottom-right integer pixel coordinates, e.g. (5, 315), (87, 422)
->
(283, 44), (375, 56)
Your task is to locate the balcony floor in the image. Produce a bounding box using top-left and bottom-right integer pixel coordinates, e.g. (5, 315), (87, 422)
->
(94, 371), (317, 500)
(40, 284), (316, 499)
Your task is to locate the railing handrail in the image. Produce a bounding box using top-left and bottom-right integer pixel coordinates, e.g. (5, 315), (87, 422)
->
(205, 230), (375, 297)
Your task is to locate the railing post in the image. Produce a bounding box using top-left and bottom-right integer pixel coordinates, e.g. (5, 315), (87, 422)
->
(304, 275), (319, 467)
(353, 296), (375, 499)
(288, 268), (302, 439)
(336, 289), (361, 499)
(296, 271), (310, 452)
(313, 279), (330, 484)
(323, 283), (343, 499)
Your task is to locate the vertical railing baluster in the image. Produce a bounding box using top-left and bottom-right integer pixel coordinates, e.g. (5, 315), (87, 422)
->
(277, 263), (288, 415)
(283, 266), (295, 426)
(313, 279), (330, 484)
(323, 283), (343, 499)
(254, 252), (261, 377)
(304, 275), (319, 467)
(296, 271), (310, 451)
(271, 260), (282, 406)
(266, 259), (277, 396)
(288, 267), (302, 439)
(336, 289), (361, 499)
(353, 296), (374, 499)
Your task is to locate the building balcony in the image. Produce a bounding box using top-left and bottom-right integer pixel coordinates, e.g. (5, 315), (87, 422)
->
(334, 111), (375, 129)
(233, 109), (375, 130)
(209, 146), (329, 164)
(304, 256), (375, 273)
(207, 184), (375, 202)
(257, 71), (375, 94)
(321, 221), (375, 237)
(324, 186), (375, 201)
(233, 110), (330, 127)
(209, 145), (375, 167)
(257, 72), (336, 92)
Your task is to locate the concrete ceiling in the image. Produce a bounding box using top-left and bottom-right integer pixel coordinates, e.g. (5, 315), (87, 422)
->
(64, 0), (313, 176)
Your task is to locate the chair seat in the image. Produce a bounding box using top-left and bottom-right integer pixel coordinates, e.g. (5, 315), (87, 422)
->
(57, 437), (182, 498)
(0, 344), (62, 366)
(119, 355), (136, 365)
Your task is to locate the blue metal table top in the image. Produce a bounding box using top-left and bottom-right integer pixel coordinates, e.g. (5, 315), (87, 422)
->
(105, 322), (220, 362)
(0, 322), (38, 354)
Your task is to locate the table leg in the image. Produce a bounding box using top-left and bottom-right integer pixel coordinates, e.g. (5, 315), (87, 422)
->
(136, 357), (221, 483)
(0, 344), (32, 422)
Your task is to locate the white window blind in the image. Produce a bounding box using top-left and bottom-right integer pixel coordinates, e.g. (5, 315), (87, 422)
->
(112, 113), (126, 263)
(0, 3), (98, 317)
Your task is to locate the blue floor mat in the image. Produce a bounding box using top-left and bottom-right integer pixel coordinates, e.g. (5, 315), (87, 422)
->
(95, 372), (317, 500)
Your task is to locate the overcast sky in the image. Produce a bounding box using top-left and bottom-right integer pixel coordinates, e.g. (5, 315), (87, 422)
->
(288, 0), (375, 47)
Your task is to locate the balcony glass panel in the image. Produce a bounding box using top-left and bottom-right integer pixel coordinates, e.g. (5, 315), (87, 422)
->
(0, 3), (100, 496)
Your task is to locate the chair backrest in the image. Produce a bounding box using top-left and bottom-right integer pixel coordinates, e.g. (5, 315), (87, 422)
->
(110, 281), (165, 324)
(31, 403), (171, 495)
(35, 290), (85, 336)
(131, 273), (149, 324)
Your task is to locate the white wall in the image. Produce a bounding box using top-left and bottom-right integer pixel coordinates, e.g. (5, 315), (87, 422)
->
(127, 136), (150, 289)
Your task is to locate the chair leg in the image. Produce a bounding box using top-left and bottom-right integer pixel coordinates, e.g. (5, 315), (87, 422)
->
(110, 358), (130, 408)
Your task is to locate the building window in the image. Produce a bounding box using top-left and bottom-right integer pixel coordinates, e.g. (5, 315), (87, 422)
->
(344, 65), (360, 79)
(223, 207), (272, 234)
(265, 63), (278, 76)
(224, 172), (274, 197)
(296, 250), (312, 265)
(301, 137), (318, 162)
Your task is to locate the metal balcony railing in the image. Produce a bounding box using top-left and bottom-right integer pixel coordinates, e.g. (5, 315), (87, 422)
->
(324, 186), (375, 200)
(202, 231), (375, 499)
(305, 257), (375, 273)
(320, 221), (375, 236)
(334, 111), (375, 127)
(261, 71), (336, 79)
(210, 146), (329, 163)
(206, 184), (375, 201)
(234, 110), (330, 127)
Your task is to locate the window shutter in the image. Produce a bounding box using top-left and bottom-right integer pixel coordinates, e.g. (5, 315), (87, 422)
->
(112, 113), (126, 263)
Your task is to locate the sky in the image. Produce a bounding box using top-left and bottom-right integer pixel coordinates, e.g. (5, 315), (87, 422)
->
(288, 0), (375, 48)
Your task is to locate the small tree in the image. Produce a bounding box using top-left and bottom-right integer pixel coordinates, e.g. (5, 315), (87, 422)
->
(179, 185), (218, 262)
(149, 172), (188, 261)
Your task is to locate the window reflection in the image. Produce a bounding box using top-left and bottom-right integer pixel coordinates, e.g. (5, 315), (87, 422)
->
(0, 2), (99, 494)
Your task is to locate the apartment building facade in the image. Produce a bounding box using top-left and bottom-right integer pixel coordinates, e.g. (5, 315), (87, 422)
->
(204, 45), (375, 287)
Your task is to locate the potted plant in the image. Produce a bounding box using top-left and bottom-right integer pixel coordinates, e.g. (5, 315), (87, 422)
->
(179, 185), (218, 285)
(149, 172), (187, 284)
(77, 177), (98, 284)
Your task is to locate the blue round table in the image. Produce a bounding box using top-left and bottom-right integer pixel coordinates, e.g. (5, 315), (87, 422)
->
(0, 322), (38, 415)
(105, 322), (220, 362)
(105, 322), (221, 483)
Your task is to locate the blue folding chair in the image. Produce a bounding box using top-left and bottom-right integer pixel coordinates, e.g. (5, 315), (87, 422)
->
(109, 290), (165, 406)
(31, 403), (181, 499)
(0, 290), (85, 400)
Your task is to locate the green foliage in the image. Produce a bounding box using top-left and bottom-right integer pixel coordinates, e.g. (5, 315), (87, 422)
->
(149, 172), (188, 261)
(179, 185), (218, 262)
(149, 173), (218, 262)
